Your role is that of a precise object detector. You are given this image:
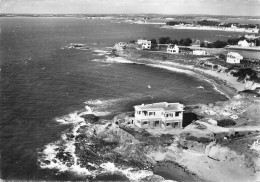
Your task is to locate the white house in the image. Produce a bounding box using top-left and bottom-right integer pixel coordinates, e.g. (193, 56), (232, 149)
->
(226, 52), (243, 64)
(137, 38), (148, 45)
(238, 40), (255, 47)
(167, 44), (179, 54)
(193, 50), (206, 55)
(141, 40), (151, 50)
(250, 139), (260, 151)
(134, 102), (184, 129)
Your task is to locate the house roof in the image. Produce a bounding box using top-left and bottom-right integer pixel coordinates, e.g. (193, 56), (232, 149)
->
(238, 40), (249, 44)
(167, 44), (178, 48)
(134, 102), (184, 112)
(228, 52), (243, 58)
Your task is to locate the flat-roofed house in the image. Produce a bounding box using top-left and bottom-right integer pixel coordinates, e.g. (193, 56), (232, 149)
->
(141, 40), (151, 50)
(137, 38), (148, 45)
(167, 44), (179, 54)
(134, 102), (184, 129)
(226, 52), (243, 64)
(193, 50), (206, 55)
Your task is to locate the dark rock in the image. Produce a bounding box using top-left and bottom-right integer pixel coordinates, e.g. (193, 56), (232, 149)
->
(56, 148), (73, 164)
(66, 133), (75, 140)
(80, 114), (99, 123)
(43, 160), (50, 165)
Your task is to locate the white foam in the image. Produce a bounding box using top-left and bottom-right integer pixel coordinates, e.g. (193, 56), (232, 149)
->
(55, 111), (85, 124)
(148, 63), (197, 76)
(202, 78), (231, 99)
(93, 50), (109, 54)
(39, 121), (91, 176)
(105, 56), (133, 63)
(100, 162), (153, 181)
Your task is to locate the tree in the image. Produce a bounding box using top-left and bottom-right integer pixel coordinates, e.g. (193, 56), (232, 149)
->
(151, 39), (157, 45)
(219, 54), (226, 60)
(159, 37), (167, 44)
(165, 38), (172, 44)
(213, 40), (227, 48)
(179, 38), (184, 45)
(151, 39), (158, 49)
(159, 37), (171, 44)
(200, 42), (205, 47)
(172, 39), (179, 45)
(182, 38), (192, 46)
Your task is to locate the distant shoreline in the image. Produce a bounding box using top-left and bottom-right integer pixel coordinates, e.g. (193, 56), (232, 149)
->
(161, 25), (259, 33)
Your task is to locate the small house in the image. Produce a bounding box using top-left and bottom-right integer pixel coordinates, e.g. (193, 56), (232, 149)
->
(137, 38), (148, 45)
(167, 44), (179, 54)
(141, 40), (151, 50)
(238, 40), (255, 47)
(193, 50), (206, 55)
(250, 139), (260, 151)
(134, 102), (184, 129)
(226, 52), (243, 64)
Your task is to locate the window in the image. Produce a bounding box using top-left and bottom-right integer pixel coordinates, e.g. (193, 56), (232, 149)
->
(165, 114), (169, 117)
(166, 123), (171, 126)
(175, 112), (181, 117)
(149, 112), (155, 116)
(143, 121), (148, 125)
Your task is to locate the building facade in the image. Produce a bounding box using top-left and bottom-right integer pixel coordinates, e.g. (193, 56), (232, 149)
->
(238, 40), (255, 47)
(167, 44), (179, 54)
(141, 40), (151, 50)
(193, 50), (206, 55)
(134, 102), (184, 129)
(226, 52), (243, 64)
(137, 38), (148, 45)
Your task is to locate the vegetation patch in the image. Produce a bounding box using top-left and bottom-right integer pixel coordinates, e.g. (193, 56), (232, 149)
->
(217, 119), (236, 127)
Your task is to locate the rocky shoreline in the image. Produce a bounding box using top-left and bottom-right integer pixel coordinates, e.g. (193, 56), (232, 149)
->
(37, 46), (260, 181)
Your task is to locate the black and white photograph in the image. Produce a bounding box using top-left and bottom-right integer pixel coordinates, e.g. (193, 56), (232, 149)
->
(1, 0), (260, 181)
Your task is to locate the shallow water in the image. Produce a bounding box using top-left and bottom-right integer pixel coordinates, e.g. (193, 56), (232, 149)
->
(0, 17), (232, 180)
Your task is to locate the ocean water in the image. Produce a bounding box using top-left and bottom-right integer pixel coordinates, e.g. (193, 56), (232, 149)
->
(0, 17), (232, 180)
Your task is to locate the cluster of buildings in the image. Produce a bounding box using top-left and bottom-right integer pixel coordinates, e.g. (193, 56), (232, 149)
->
(115, 38), (256, 65)
(166, 23), (259, 33)
(137, 38), (208, 55)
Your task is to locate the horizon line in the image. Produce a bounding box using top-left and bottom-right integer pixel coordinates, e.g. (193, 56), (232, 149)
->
(1, 13), (260, 18)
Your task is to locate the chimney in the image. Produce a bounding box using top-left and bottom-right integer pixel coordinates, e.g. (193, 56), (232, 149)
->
(165, 102), (169, 107)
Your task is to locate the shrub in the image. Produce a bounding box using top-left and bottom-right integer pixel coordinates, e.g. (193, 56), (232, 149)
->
(219, 54), (226, 60)
(186, 135), (211, 143)
(217, 119), (236, 127)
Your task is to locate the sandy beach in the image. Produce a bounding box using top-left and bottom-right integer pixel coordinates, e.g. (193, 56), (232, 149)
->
(112, 51), (248, 99)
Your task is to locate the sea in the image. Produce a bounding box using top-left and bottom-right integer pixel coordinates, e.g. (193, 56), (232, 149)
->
(0, 17), (251, 180)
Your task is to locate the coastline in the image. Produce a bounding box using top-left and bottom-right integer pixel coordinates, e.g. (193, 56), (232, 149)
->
(160, 25), (259, 33)
(112, 51), (244, 100)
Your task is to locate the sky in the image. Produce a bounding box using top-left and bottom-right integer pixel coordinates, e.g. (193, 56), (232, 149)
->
(0, 0), (260, 16)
